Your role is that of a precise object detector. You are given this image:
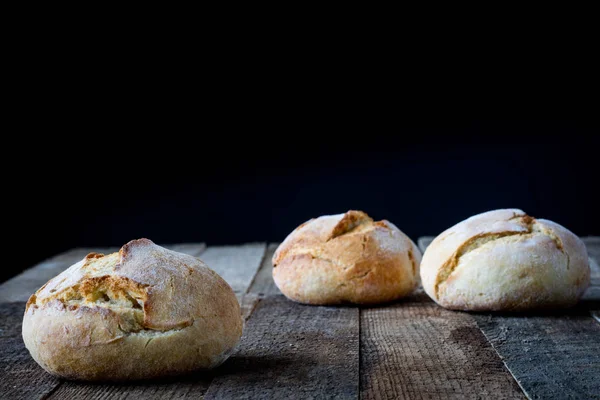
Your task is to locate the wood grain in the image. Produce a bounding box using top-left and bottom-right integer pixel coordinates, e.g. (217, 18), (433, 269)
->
(239, 293), (261, 321)
(583, 237), (600, 260)
(5, 238), (598, 399)
(199, 243), (266, 296)
(474, 309), (600, 399)
(163, 243), (206, 256)
(417, 236), (434, 253)
(48, 374), (214, 400)
(204, 295), (360, 400)
(236, 243), (280, 320)
(583, 238), (600, 284)
(581, 237), (600, 302)
(0, 302), (62, 400)
(247, 243), (280, 296)
(361, 299), (524, 400)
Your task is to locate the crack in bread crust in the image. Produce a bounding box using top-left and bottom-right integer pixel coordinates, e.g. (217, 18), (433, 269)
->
(26, 253), (195, 334)
(30, 275), (152, 332)
(350, 269), (372, 280)
(327, 210), (373, 241)
(273, 211), (383, 267)
(434, 215), (567, 298)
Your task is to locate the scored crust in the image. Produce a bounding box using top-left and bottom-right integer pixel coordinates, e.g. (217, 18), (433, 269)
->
(272, 210), (422, 305)
(22, 239), (243, 380)
(420, 209), (590, 311)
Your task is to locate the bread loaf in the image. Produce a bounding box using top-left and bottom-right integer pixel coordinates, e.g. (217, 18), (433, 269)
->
(22, 238), (242, 380)
(420, 209), (590, 311)
(273, 210), (421, 305)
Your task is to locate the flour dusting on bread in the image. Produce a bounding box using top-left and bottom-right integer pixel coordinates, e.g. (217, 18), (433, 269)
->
(273, 211), (421, 305)
(22, 239), (243, 380)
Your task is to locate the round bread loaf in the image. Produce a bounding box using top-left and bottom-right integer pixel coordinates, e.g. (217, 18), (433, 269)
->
(22, 239), (242, 381)
(420, 209), (590, 311)
(272, 210), (421, 305)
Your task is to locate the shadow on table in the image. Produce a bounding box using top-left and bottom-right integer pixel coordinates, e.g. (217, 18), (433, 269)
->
(59, 355), (297, 387)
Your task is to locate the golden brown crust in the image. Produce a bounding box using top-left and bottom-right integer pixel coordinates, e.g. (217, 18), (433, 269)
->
(420, 209), (590, 311)
(22, 239), (243, 381)
(272, 211), (421, 305)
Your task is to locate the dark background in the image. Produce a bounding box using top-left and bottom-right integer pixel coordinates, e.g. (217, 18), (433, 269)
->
(5, 120), (599, 284)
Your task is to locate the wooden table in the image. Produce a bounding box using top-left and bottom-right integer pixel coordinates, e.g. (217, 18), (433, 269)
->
(1, 238), (599, 399)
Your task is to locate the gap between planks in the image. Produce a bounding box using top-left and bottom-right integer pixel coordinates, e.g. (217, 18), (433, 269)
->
(204, 244), (357, 399)
(204, 295), (360, 400)
(474, 310), (600, 399)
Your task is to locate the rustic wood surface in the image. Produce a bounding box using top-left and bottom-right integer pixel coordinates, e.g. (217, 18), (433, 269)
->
(0, 302), (62, 400)
(204, 296), (360, 400)
(0, 237), (598, 399)
(361, 296), (524, 400)
(247, 243), (280, 297)
(163, 243), (207, 256)
(472, 236), (600, 399)
(584, 238), (600, 302)
(199, 243), (266, 297)
(475, 310), (600, 399)
(236, 243), (281, 321)
(420, 236), (600, 399)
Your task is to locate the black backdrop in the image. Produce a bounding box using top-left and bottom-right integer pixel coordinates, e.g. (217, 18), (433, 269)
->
(5, 120), (598, 284)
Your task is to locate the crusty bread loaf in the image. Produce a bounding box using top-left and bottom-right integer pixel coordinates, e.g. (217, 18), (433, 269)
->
(22, 239), (242, 381)
(420, 209), (590, 311)
(272, 210), (421, 305)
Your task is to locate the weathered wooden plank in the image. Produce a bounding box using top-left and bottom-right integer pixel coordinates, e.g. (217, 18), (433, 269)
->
(474, 309), (600, 399)
(46, 243), (266, 399)
(0, 247), (117, 303)
(417, 236), (435, 253)
(583, 237), (600, 260)
(247, 243), (280, 296)
(361, 299), (524, 400)
(0, 302), (62, 400)
(236, 243), (281, 321)
(204, 295), (360, 400)
(584, 237), (600, 285)
(199, 243), (266, 296)
(579, 238), (599, 302)
(583, 286), (600, 302)
(163, 242), (206, 256)
(417, 235), (600, 397)
(239, 293), (261, 321)
(582, 256), (600, 302)
(48, 374), (214, 400)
